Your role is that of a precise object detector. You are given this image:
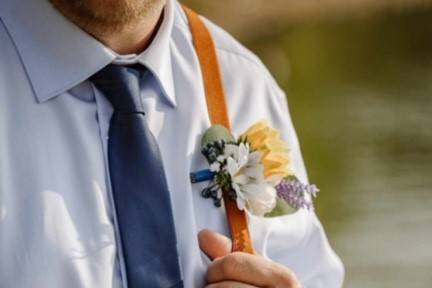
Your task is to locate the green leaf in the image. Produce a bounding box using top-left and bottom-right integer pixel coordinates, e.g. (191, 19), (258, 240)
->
(284, 174), (300, 182)
(265, 197), (298, 217)
(201, 125), (235, 148)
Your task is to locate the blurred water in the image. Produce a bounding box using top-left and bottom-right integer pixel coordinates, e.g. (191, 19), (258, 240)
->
(246, 9), (432, 288)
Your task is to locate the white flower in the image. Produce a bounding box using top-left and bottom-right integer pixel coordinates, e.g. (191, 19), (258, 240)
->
(236, 183), (277, 217)
(210, 162), (221, 172)
(216, 155), (226, 162)
(223, 143), (277, 217)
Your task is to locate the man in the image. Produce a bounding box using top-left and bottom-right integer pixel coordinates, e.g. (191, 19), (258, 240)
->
(0, 0), (344, 287)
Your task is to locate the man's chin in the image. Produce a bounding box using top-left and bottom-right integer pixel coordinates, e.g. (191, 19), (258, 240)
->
(50, 0), (164, 28)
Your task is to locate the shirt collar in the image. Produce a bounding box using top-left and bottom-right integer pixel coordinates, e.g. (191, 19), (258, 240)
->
(0, 0), (176, 107)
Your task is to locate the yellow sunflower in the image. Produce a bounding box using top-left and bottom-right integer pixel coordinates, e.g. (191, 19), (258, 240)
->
(240, 120), (293, 182)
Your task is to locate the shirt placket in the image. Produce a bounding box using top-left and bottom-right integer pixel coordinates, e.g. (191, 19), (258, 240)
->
(92, 83), (129, 288)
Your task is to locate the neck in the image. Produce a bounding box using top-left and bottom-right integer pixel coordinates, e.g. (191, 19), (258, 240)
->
(99, 8), (165, 55)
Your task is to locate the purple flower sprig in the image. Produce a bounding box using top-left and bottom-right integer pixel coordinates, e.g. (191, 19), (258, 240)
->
(276, 179), (319, 210)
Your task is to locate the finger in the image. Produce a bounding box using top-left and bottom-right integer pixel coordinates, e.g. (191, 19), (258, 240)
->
(205, 281), (259, 288)
(207, 252), (272, 286)
(199, 229), (232, 260)
(207, 252), (300, 288)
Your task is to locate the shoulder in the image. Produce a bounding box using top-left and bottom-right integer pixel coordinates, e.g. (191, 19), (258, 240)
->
(173, 3), (294, 140)
(173, 4), (285, 103)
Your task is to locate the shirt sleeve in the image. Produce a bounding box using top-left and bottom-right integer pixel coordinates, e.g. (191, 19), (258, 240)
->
(246, 78), (345, 288)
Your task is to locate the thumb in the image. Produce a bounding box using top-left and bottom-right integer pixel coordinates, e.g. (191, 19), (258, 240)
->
(198, 229), (232, 260)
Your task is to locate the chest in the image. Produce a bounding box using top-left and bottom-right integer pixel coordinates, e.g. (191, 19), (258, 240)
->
(0, 65), (230, 285)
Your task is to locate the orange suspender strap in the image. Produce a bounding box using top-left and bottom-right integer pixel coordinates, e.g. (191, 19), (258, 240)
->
(183, 6), (255, 254)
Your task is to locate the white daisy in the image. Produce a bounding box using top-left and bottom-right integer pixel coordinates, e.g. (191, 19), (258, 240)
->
(223, 143), (277, 217)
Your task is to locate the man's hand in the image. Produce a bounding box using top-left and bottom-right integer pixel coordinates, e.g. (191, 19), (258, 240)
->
(199, 229), (302, 288)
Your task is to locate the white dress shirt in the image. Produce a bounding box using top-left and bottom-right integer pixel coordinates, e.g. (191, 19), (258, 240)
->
(0, 0), (344, 287)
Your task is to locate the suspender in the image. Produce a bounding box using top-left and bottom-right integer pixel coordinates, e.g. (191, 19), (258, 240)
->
(183, 6), (255, 254)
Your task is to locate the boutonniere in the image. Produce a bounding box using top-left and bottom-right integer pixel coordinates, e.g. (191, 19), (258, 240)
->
(191, 120), (319, 217)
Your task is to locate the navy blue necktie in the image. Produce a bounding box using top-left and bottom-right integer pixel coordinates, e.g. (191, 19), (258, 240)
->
(91, 65), (183, 288)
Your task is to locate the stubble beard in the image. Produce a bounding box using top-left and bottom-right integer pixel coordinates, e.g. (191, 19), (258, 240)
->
(50, 0), (164, 37)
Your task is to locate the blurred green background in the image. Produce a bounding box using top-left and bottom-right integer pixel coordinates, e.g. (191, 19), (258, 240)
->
(183, 1), (432, 287)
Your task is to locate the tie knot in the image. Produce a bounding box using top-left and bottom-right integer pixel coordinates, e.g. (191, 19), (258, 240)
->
(90, 64), (146, 113)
